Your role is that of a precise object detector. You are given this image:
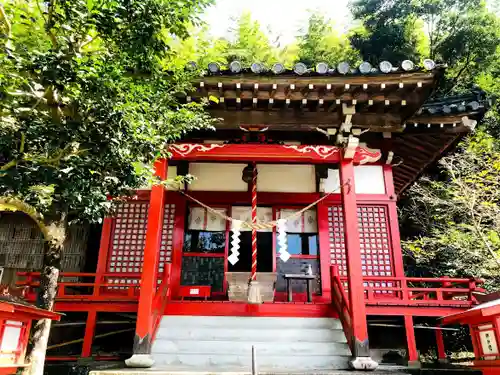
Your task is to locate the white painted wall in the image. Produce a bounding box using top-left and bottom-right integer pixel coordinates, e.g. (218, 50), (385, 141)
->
(187, 163), (248, 192)
(319, 165), (386, 194)
(257, 164), (316, 193)
(354, 165), (385, 194)
(319, 169), (341, 193)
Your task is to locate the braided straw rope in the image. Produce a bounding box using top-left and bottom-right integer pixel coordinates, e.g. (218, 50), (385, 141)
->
(180, 180), (349, 230)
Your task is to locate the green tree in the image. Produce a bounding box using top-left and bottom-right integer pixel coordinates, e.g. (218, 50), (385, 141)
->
(225, 11), (298, 68)
(165, 25), (230, 70)
(0, 0), (214, 373)
(349, 0), (429, 64)
(350, 0), (500, 295)
(297, 12), (360, 66)
(349, 0), (499, 93)
(226, 12), (275, 66)
(401, 132), (500, 290)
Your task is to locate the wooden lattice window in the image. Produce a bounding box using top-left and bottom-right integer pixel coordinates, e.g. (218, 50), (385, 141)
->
(328, 205), (347, 276)
(327, 204), (394, 278)
(358, 206), (393, 277)
(159, 203), (176, 276)
(107, 202), (175, 288)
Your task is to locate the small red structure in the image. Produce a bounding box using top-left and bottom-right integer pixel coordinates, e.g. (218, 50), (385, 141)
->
(0, 286), (60, 374)
(442, 297), (500, 375)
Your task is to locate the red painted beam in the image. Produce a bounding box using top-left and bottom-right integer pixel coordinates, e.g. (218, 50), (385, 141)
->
(169, 143), (381, 164)
(366, 305), (469, 317)
(53, 302), (137, 312)
(164, 301), (335, 318)
(339, 159), (370, 358)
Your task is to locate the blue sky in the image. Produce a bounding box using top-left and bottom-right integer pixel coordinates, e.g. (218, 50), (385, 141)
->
(202, 0), (351, 46)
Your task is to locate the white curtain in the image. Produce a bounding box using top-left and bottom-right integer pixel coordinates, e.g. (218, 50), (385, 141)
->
(231, 206), (272, 232)
(278, 209), (318, 233)
(188, 207), (227, 231)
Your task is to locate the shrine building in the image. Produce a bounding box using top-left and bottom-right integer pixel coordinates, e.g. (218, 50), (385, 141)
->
(17, 59), (490, 372)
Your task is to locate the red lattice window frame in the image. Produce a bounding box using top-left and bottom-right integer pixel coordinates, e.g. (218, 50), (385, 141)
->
(327, 204), (394, 279)
(107, 202), (176, 289)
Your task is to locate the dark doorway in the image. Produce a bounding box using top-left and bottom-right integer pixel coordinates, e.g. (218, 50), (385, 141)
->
(228, 232), (274, 272)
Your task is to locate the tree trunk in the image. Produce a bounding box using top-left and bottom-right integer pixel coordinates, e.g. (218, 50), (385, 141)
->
(23, 218), (66, 375)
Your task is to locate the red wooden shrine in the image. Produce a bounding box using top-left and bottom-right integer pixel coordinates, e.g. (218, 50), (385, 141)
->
(0, 286), (60, 374)
(442, 296), (500, 375)
(16, 61), (490, 369)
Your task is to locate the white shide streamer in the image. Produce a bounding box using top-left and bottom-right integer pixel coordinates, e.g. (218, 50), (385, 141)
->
(228, 219), (242, 265)
(277, 218), (290, 262)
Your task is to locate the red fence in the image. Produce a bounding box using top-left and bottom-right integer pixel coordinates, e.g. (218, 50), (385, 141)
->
(334, 273), (484, 307)
(16, 272), (142, 302)
(330, 266), (354, 353)
(18, 268), (483, 307)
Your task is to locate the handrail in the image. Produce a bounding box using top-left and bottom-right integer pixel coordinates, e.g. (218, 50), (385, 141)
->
(151, 264), (171, 341)
(336, 275), (483, 306)
(330, 265), (354, 353)
(16, 271), (142, 302)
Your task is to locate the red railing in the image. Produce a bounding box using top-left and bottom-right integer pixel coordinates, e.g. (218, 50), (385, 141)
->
(330, 265), (354, 352)
(152, 264), (171, 341)
(16, 272), (142, 302)
(336, 275), (484, 307)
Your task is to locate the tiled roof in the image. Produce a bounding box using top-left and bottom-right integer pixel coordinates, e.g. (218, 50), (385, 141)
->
(194, 59), (444, 76)
(418, 91), (491, 116)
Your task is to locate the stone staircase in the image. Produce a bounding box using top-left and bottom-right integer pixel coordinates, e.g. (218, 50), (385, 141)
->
(150, 315), (351, 372)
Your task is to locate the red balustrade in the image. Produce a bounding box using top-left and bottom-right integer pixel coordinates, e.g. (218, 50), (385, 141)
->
(330, 266), (354, 353)
(334, 274), (484, 307)
(16, 272), (142, 302)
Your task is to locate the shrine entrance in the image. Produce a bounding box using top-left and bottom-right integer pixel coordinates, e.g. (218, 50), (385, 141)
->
(227, 230), (273, 273)
(178, 200), (322, 302)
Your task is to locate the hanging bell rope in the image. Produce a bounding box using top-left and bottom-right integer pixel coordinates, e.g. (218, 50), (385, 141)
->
(179, 180), (350, 230)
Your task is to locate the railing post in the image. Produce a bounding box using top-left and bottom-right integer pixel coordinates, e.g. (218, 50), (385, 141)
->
(81, 310), (97, 358)
(435, 327), (448, 364)
(404, 315), (419, 367)
(339, 159), (377, 370)
(126, 159), (167, 368)
(468, 278), (477, 302)
(94, 217), (114, 297)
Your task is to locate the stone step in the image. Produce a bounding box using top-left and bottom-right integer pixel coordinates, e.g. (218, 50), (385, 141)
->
(91, 369), (410, 375)
(152, 339), (351, 356)
(159, 316), (342, 330)
(154, 326), (347, 343)
(151, 353), (351, 371)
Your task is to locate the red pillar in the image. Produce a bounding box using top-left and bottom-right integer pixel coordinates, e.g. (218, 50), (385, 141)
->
(404, 315), (419, 366)
(339, 160), (373, 365)
(94, 217), (113, 296)
(317, 202), (331, 301)
(383, 165), (405, 277)
(435, 328), (447, 362)
(81, 311), (97, 357)
(127, 159), (167, 366)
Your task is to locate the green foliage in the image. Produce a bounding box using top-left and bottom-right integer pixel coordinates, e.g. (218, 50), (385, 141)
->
(0, 0), (215, 224)
(225, 12), (278, 66)
(349, 0), (430, 64)
(349, 0), (499, 94)
(400, 132), (500, 290)
(350, 0), (500, 289)
(297, 12), (360, 66)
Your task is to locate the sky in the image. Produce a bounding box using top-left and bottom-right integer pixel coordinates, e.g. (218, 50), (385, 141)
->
(202, 0), (351, 46)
